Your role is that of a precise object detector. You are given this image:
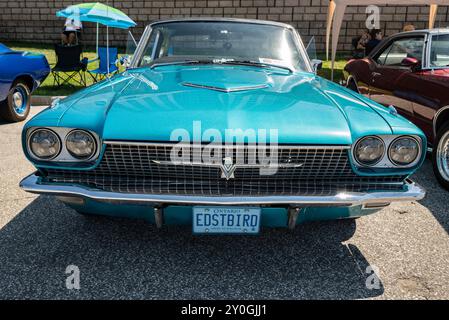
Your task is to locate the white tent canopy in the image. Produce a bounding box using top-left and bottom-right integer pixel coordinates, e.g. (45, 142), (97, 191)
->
(326, 0), (449, 79)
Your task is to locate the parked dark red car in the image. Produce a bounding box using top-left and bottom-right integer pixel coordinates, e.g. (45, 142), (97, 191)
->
(344, 29), (449, 190)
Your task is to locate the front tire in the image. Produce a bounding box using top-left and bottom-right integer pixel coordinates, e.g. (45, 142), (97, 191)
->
(432, 122), (449, 191)
(0, 81), (31, 122)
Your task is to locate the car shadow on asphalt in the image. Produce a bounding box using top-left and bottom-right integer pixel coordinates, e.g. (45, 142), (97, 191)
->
(0, 118), (10, 125)
(0, 195), (384, 299)
(411, 159), (449, 235)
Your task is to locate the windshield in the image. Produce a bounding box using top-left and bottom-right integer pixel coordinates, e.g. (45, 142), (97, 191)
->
(135, 21), (309, 71)
(430, 34), (449, 67)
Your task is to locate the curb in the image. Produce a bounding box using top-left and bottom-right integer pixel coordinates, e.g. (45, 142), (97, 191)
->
(31, 96), (66, 106)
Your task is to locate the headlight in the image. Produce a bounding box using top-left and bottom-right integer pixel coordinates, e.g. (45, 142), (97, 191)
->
(65, 130), (97, 160)
(354, 136), (385, 166)
(29, 128), (61, 160)
(388, 136), (420, 166)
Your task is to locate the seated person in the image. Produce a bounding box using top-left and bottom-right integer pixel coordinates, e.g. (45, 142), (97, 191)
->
(61, 17), (83, 46)
(365, 29), (383, 55)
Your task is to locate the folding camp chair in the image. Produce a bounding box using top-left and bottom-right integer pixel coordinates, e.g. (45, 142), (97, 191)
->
(52, 44), (88, 87)
(88, 47), (118, 82)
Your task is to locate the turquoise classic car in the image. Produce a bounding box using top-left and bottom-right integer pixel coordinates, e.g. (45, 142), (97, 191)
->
(20, 18), (426, 234)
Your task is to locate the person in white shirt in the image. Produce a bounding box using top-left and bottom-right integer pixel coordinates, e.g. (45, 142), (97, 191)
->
(61, 17), (83, 45)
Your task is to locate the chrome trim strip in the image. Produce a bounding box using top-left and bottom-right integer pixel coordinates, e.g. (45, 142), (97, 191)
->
(291, 28), (313, 73)
(148, 17), (295, 30)
(130, 25), (152, 69)
(103, 140), (351, 149)
(151, 159), (304, 168)
(425, 31), (432, 69)
(150, 29), (160, 61)
(20, 173), (425, 207)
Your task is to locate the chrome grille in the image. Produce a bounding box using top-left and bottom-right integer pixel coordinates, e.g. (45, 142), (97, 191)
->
(42, 142), (407, 196)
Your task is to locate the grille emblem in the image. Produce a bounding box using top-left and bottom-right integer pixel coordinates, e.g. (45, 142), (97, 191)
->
(220, 157), (236, 180)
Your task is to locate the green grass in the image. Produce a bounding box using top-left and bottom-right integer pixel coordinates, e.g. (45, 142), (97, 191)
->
(5, 42), (125, 96)
(319, 59), (347, 83)
(317, 52), (349, 83)
(7, 42), (96, 96)
(5, 42), (350, 96)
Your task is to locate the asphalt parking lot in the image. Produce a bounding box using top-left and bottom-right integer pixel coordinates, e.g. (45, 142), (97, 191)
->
(1, 106), (449, 299)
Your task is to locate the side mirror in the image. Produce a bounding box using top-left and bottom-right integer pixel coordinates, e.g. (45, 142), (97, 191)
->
(119, 55), (131, 68)
(311, 59), (323, 73)
(401, 57), (420, 70)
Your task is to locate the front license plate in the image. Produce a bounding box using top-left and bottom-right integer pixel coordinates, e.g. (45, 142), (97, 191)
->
(193, 206), (261, 234)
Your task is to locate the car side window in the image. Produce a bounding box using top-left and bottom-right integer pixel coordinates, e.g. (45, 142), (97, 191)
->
(430, 34), (449, 67)
(375, 36), (425, 67)
(377, 44), (393, 65)
(140, 30), (164, 67)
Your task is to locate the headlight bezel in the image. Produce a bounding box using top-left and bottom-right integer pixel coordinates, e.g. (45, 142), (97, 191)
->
(353, 135), (386, 166)
(65, 129), (98, 160)
(352, 135), (422, 169)
(28, 128), (62, 161)
(26, 127), (100, 163)
(388, 135), (421, 167)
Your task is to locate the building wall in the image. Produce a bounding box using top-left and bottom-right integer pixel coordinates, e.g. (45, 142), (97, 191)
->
(0, 0), (448, 51)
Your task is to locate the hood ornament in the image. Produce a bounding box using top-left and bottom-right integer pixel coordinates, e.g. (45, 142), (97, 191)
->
(220, 157), (236, 180)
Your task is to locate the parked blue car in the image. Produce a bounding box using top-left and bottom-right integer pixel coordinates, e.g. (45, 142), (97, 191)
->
(0, 43), (50, 122)
(20, 19), (426, 234)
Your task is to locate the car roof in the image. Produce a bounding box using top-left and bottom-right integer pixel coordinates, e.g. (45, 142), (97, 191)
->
(427, 28), (449, 34)
(369, 28), (449, 56)
(149, 17), (295, 30)
(393, 28), (449, 36)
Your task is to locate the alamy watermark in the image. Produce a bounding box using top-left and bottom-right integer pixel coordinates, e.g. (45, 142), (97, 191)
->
(366, 5), (381, 30)
(65, 264), (80, 290)
(365, 265), (381, 290)
(169, 121), (281, 178)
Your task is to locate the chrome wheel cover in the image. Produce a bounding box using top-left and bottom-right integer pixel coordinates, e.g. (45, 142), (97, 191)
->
(437, 130), (449, 182)
(12, 87), (27, 115)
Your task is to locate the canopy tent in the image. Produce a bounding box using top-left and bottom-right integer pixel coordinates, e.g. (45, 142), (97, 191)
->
(325, 0), (449, 79)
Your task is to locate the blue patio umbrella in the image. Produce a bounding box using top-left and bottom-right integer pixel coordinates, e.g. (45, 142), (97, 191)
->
(56, 2), (136, 75)
(56, 2), (136, 30)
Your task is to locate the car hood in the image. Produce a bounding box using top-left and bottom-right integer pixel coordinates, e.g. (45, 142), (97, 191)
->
(36, 65), (399, 145)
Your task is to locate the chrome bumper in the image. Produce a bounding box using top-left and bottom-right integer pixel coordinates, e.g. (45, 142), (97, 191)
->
(20, 172), (425, 207)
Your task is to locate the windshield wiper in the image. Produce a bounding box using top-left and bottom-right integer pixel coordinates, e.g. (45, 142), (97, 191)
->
(149, 59), (293, 72)
(219, 60), (293, 73)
